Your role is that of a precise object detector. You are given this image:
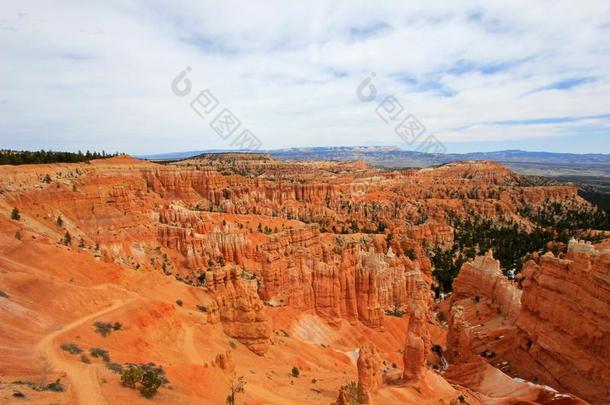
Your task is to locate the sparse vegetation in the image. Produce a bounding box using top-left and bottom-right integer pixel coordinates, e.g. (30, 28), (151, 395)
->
(291, 366), (300, 377)
(80, 354), (91, 364)
(93, 321), (119, 337)
(385, 307), (405, 317)
(63, 231), (72, 246)
(90, 347), (110, 362)
(14, 379), (65, 393)
(121, 363), (169, 398)
(93, 321), (113, 336)
(338, 381), (358, 405)
(196, 305), (207, 312)
(11, 207), (20, 221)
(60, 343), (82, 355)
(226, 376), (246, 405)
(44, 379), (64, 392)
(56, 216), (64, 227)
(106, 362), (123, 374)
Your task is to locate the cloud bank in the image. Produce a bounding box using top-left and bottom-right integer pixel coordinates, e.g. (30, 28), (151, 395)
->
(1, 0), (609, 153)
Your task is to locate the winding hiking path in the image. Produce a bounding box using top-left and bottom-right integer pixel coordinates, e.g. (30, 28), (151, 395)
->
(35, 296), (138, 405)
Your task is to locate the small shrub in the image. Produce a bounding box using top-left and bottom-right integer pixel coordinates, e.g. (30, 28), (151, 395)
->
(60, 343), (82, 355)
(474, 295), (480, 303)
(196, 305), (207, 312)
(432, 344), (443, 355)
(385, 307), (405, 318)
(338, 381), (358, 405)
(121, 365), (143, 388)
(90, 347), (110, 362)
(291, 366), (300, 378)
(56, 216), (64, 227)
(80, 354), (91, 364)
(15, 231), (21, 240)
(45, 379), (64, 392)
(63, 231), (72, 246)
(175, 299), (183, 306)
(0, 290), (8, 298)
(140, 368), (164, 398)
(43, 174), (52, 183)
(11, 208), (20, 221)
(93, 321), (113, 337)
(106, 362), (123, 374)
(311, 378), (317, 384)
(120, 363), (168, 398)
(112, 322), (122, 331)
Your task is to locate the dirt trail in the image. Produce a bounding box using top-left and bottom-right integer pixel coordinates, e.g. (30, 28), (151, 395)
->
(35, 296), (138, 405)
(182, 325), (204, 364)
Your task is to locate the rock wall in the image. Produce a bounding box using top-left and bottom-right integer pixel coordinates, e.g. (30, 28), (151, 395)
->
(452, 251), (522, 320)
(510, 240), (610, 404)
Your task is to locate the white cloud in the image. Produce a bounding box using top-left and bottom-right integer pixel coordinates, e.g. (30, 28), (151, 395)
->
(0, 0), (609, 153)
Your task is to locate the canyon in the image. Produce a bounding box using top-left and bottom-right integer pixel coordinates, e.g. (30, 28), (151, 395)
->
(0, 154), (608, 404)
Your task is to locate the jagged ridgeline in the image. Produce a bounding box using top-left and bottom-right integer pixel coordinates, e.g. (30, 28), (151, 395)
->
(0, 149), (119, 165)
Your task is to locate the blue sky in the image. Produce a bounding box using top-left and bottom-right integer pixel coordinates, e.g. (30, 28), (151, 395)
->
(1, 1), (609, 154)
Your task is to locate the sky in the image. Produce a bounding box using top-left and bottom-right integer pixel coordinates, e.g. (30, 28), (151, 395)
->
(1, 1), (610, 155)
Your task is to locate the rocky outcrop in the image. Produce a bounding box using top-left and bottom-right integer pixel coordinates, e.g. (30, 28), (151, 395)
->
(204, 266), (272, 355)
(445, 306), (474, 364)
(403, 304), (430, 382)
(509, 240), (610, 404)
(214, 351), (235, 374)
(452, 251), (521, 319)
(356, 343), (383, 404)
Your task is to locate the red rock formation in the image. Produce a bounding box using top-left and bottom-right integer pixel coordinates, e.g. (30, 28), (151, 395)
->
(204, 265), (272, 355)
(403, 304), (430, 382)
(214, 351), (235, 374)
(452, 251), (522, 319)
(356, 343), (383, 404)
(445, 305), (474, 364)
(509, 240), (610, 404)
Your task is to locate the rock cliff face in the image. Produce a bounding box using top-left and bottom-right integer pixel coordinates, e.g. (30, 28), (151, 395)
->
(204, 265), (271, 355)
(510, 240), (610, 404)
(445, 305), (474, 364)
(447, 242), (610, 404)
(452, 251), (522, 319)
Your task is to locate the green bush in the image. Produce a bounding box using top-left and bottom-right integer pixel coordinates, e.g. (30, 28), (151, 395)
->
(60, 343), (82, 355)
(121, 365), (143, 388)
(11, 208), (20, 221)
(90, 347), (110, 362)
(106, 362), (123, 374)
(93, 321), (114, 337)
(120, 363), (168, 398)
(291, 366), (300, 378)
(385, 307), (405, 317)
(45, 379), (64, 392)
